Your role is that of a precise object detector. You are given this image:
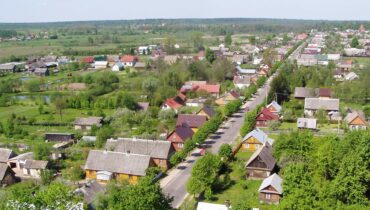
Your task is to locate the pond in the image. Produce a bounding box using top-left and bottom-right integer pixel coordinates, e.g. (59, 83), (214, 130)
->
(12, 95), (51, 103)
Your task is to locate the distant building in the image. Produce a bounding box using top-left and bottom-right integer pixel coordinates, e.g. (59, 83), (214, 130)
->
(22, 159), (49, 178)
(45, 133), (75, 142)
(304, 98), (340, 117)
(0, 163), (17, 187)
(256, 108), (279, 128)
(94, 61), (108, 69)
(344, 112), (367, 131)
(167, 126), (194, 151)
(74, 117), (103, 131)
(176, 114), (207, 133)
(238, 128), (274, 152)
(112, 62), (124, 71)
(0, 64), (17, 74)
(34, 68), (49, 76)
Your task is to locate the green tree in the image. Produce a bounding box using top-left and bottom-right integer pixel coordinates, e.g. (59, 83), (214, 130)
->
(96, 126), (114, 148)
(218, 144), (233, 161)
(25, 79), (42, 92)
(142, 77), (159, 98)
(262, 48), (278, 67)
(33, 144), (51, 160)
(54, 98), (67, 121)
(205, 48), (216, 63)
(187, 153), (222, 196)
(224, 34), (232, 46)
(351, 37), (359, 48)
(40, 169), (54, 185)
(98, 175), (173, 210)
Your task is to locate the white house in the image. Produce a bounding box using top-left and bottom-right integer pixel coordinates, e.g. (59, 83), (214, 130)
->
(112, 62), (124, 71)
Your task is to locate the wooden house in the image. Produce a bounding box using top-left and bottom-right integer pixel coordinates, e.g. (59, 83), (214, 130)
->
(84, 150), (152, 184)
(22, 160), (49, 178)
(238, 128), (274, 152)
(105, 138), (175, 170)
(167, 126), (194, 151)
(0, 163), (17, 187)
(245, 144), (276, 179)
(74, 117), (103, 131)
(258, 173), (283, 204)
(256, 108), (279, 128)
(196, 106), (216, 120)
(215, 91), (240, 106)
(176, 114), (207, 133)
(266, 101), (282, 115)
(304, 98), (339, 117)
(344, 112), (367, 131)
(45, 133), (75, 142)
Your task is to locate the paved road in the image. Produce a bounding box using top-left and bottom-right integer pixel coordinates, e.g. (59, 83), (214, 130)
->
(161, 76), (275, 209)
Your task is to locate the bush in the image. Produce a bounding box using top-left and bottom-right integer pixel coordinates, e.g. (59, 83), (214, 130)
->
(218, 144), (233, 160)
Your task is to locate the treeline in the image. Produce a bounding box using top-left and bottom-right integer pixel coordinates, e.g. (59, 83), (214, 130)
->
(273, 130), (370, 209)
(0, 29), (17, 38)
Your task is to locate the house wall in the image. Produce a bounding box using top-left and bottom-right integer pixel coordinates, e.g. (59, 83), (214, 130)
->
(259, 192), (281, 204)
(256, 120), (268, 127)
(242, 137), (263, 152)
(152, 158), (169, 170)
(1, 171), (16, 186)
(23, 168), (42, 178)
(246, 168), (271, 179)
(86, 170), (140, 185)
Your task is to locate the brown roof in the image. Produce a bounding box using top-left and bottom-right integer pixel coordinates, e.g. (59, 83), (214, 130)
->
(176, 114), (207, 128)
(319, 88), (332, 97)
(246, 145), (276, 170)
(167, 126), (194, 142)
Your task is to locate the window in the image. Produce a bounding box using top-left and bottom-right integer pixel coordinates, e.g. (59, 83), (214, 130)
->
(255, 144), (259, 149)
(245, 143), (249, 148)
(265, 193), (271, 199)
(178, 143), (184, 148)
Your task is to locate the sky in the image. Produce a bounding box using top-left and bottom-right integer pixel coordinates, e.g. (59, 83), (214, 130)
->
(0, 0), (369, 23)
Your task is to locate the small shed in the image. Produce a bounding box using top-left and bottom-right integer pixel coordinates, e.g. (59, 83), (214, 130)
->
(45, 133), (75, 142)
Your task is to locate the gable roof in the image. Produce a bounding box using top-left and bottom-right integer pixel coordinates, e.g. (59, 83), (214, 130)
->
(197, 84), (220, 94)
(267, 101), (282, 113)
(23, 159), (48, 169)
(105, 138), (173, 160)
(167, 126), (194, 142)
(176, 114), (207, 128)
(344, 112), (366, 125)
(294, 87), (318, 98)
(304, 98), (339, 111)
(0, 148), (16, 163)
(163, 97), (184, 110)
(245, 144), (276, 170)
(199, 106), (216, 118)
(242, 128), (274, 146)
(233, 75), (251, 85)
(256, 108), (279, 121)
(74, 117), (103, 126)
(258, 173), (283, 194)
(0, 64), (16, 70)
(84, 150), (150, 176)
(121, 55), (137, 63)
(319, 88), (332, 97)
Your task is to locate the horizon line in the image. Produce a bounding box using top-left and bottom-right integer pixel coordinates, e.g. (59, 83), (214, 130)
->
(0, 17), (369, 25)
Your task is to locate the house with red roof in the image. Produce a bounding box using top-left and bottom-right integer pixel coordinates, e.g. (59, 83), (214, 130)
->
(120, 55), (138, 67)
(180, 81), (220, 97)
(82, 56), (94, 64)
(166, 126), (194, 151)
(161, 97), (184, 113)
(256, 108), (279, 128)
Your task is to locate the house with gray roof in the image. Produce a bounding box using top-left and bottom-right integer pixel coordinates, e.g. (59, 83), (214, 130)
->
(84, 150), (151, 184)
(258, 173), (283, 204)
(0, 64), (17, 74)
(75, 181), (106, 208)
(22, 159), (49, 178)
(74, 117), (103, 131)
(236, 66), (257, 75)
(34, 68), (49, 76)
(105, 138), (175, 169)
(294, 87), (318, 99)
(0, 148), (17, 163)
(238, 128), (274, 152)
(245, 144), (276, 179)
(304, 98), (340, 117)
